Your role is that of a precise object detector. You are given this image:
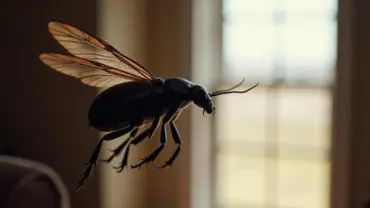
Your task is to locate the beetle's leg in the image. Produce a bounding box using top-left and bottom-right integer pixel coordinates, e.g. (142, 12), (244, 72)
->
(158, 115), (182, 168)
(148, 115), (161, 139)
(75, 125), (135, 191)
(113, 114), (161, 172)
(131, 109), (178, 169)
(101, 128), (139, 164)
(113, 127), (151, 172)
(130, 121), (167, 169)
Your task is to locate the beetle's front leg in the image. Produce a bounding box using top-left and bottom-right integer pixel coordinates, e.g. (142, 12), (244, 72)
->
(130, 107), (179, 169)
(158, 113), (182, 168)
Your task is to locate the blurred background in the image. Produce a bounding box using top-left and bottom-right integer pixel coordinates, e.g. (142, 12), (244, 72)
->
(1, 0), (370, 208)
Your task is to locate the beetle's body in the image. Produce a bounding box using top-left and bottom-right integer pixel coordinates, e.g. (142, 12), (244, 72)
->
(89, 78), (193, 132)
(39, 21), (258, 191)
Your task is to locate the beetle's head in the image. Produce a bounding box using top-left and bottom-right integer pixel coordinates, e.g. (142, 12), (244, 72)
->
(191, 85), (216, 116)
(192, 79), (259, 116)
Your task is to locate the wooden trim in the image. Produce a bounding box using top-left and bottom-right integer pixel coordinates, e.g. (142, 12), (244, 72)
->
(329, 0), (353, 207)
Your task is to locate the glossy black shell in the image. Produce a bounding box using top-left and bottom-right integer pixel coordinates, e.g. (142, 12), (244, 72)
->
(88, 78), (194, 132)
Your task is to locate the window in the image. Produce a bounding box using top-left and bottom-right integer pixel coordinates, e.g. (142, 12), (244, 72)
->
(213, 0), (337, 207)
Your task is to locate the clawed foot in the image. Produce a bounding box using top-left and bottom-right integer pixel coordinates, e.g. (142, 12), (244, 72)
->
(100, 147), (119, 163)
(130, 157), (153, 169)
(130, 145), (164, 169)
(113, 162), (128, 173)
(75, 162), (95, 191)
(112, 144), (132, 173)
(101, 139), (130, 164)
(157, 145), (181, 169)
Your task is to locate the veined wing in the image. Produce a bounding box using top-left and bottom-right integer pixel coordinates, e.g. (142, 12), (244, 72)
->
(47, 21), (156, 81)
(39, 53), (145, 88)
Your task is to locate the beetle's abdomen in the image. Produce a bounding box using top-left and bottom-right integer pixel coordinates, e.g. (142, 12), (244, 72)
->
(88, 82), (164, 131)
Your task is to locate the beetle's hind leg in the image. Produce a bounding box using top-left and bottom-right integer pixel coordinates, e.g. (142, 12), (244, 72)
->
(75, 125), (134, 191)
(101, 128), (139, 164)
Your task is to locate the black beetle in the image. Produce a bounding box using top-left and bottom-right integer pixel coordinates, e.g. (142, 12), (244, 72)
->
(39, 21), (259, 190)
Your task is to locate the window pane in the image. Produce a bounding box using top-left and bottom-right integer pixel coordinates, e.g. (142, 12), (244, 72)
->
(223, 0), (275, 14)
(223, 22), (276, 82)
(222, 0), (337, 84)
(280, 0), (337, 12)
(216, 153), (266, 207)
(215, 86), (267, 143)
(216, 0), (337, 207)
(277, 88), (332, 149)
(280, 20), (336, 84)
(277, 159), (330, 208)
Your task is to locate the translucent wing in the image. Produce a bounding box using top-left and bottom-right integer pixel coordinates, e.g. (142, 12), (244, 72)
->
(47, 21), (156, 81)
(39, 53), (144, 88)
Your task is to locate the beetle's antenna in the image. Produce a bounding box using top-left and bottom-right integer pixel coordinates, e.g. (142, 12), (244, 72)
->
(210, 82), (259, 97)
(209, 78), (247, 96)
(217, 78), (246, 93)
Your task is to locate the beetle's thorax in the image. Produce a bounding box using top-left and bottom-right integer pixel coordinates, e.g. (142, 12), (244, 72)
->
(164, 78), (194, 95)
(163, 78), (215, 114)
